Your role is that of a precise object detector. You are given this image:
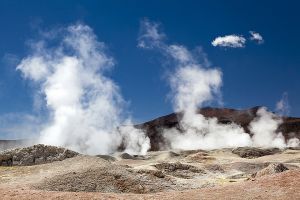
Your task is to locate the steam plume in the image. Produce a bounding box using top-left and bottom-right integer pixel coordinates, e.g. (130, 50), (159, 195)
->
(17, 23), (150, 155)
(276, 92), (290, 116)
(139, 19), (252, 149)
(138, 19), (298, 150)
(249, 107), (285, 148)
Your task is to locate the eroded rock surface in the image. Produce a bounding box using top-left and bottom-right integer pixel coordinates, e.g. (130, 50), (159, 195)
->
(0, 144), (78, 166)
(232, 147), (282, 158)
(154, 162), (205, 179)
(253, 163), (289, 178)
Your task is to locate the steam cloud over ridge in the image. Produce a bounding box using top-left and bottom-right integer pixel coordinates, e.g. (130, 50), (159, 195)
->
(17, 23), (150, 155)
(138, 19), (299, 150)
(14, 21), (299, 154)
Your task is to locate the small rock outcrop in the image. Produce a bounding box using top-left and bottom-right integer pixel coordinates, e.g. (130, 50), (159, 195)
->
(0, 144), (79, 166)
(232, 147), (282, 158)
(154, 162), (205, 179)
(252, 163), (289, 178)
(96, 155), (116, 162)
(120, 153), (134, 159)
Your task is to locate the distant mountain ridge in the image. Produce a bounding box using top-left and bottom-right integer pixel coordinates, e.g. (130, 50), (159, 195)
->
(136, 106), (300, 151)
(1, 106), (300, 152)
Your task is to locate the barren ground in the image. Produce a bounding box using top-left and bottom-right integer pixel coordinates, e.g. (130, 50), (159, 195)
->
(1, 147), (299, 199)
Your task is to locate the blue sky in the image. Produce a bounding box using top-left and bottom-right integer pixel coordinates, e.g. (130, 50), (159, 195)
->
(0, 0), (299, 130)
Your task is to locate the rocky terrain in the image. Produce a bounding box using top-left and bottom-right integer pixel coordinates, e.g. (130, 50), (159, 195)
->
(0, 144), (78, 166)
(0, 145), (299, 199)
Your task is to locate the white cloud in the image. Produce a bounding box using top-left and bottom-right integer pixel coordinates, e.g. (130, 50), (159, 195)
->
(249, 31), (264, 44)
(211, 35), (246, 48)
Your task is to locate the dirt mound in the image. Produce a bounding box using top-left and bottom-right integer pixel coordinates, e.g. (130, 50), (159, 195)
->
(120, 153), (134, 159)
(224, 162), (270, 174)
(95, 155), (116, 162)
(204, 164), (225, 173)
(154, 162), (205, 179)
(34, 165), (177, 193)
(186, 152), (215, 162)
(0, 144), (78, 166)
(2, 169), (300, 200)
(232, 147), (282, 158)
(136, 169), (165, 178)
(253, 163), (289, 178)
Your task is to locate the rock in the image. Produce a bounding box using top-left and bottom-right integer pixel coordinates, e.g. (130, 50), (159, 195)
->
(204, 164), (225, 173)
(152, 170), (165, 178)
(95, 155), (116, 162)
(154, 162), (203, 172)
(119, 153), (146, 160)
(120, 153), (134, 159)
(137, 169), (165, 178)
(0, 144), (79, 166)
(232, 147), (282, 158)
(226, 162), (270, 174)
(153, 162), (205, 179)
(252, 163), (289, 178)
(179, 149), (208, 157)
(187, 152), (215, 162)
(168, 151), (180, 157)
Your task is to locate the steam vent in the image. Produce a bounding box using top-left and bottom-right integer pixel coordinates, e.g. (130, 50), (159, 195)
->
(1, 1), (300, 199)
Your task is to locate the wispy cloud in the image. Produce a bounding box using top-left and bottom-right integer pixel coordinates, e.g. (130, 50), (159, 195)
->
(137, 19), (165, 49)
(211, 35), (246, 48)
(249, 31), (264, 44)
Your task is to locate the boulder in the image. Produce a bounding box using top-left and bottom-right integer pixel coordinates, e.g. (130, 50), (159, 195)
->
(232, 147), (282, 158)
(252, 163), (289, 178)
(0, 144), (79, 166)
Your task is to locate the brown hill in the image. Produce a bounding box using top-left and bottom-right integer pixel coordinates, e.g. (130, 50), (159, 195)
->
(1, 107), (300, 152)
(136, 107), (300, 151)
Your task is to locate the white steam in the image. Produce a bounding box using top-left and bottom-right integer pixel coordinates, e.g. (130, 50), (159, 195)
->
(17, 24), (150, 155)
(249, 107), (285, 148)
(276, 92), (290, 116)
(138, 19), (299, 150)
